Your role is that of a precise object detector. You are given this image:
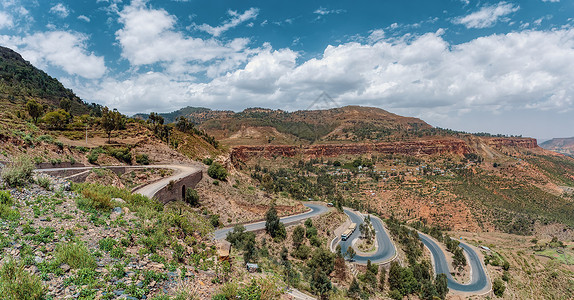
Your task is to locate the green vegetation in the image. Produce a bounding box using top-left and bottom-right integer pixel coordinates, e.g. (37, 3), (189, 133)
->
(207, 162), (228, 181)
(264, 205), (286, 241)
(100, 106), (126, 142)
(184, 188), (200, 207)
(450, 170), (574, 232)
(1, 155), (34, 187)
(0, 259), (45, 300)
(55, 242), (97, 269)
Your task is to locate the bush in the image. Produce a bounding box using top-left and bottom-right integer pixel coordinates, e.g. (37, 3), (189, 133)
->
(207, 163), (228, 181)
(1, 156), (34, 187)
(135, 154), (150, 165)
(55, 242), (97, 269)
(78, 188), (113, 211)
(36, 176), (52, 190)
(106, 147), (132, 164)
(202, 158), (213, 165)
(0, 259), (45, 300)
(87, 152), (99, 164)
(493, 278), (506, 297)
(0, 191), (12, 206)
(184, 188), (200, 207)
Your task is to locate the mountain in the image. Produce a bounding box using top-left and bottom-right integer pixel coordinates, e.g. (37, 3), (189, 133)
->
(0, 46), (91, 116)
(132, 106), (218, 124)
(540, 137), (574, 157)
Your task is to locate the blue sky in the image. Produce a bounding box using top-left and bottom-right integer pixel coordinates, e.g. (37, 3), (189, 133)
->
(1, 0), (573, 140)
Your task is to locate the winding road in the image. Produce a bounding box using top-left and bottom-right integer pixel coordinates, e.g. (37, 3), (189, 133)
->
(337, 208), (396, 264)
(36, 164), (202, 199)
(418, 233), (491, 293)
(214, 203), (329, 240)
(36, 164), (490, 295)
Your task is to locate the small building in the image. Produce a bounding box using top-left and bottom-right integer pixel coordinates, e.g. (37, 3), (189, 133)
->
(246, 263), (259, 273)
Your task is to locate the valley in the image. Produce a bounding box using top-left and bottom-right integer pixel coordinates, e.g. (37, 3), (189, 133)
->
(1, 44), (574, 300)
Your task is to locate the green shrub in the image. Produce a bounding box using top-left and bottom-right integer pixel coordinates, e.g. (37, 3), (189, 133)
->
(78, 188), (113, 211)
(0, 191), (12, 206)
(207, 163), (228, 181)
(136, 154), (150, 165)
(36, 176), (51, 190)
(106, 147), (132, 164)
(0, 191), (19, 221)
(37, 135), (54, 143)
(1, 156), (34, 187)
(184, 188), (200, 207)
(493, 278), (506, 297)
(0, 259), (45, 300)
(55, 242), (97, 269)
(202, 158), (213, 165)
(110, 247), (125, 259)
(87, 152), (99, 164)
(98, 238), (117, 252)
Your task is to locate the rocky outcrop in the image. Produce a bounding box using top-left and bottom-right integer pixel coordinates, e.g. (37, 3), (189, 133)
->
(231, 139), (472, 162)
(484, 137), (538, 149)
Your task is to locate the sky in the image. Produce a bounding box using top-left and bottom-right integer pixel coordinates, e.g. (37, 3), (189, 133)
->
(1, 0), (573, 141)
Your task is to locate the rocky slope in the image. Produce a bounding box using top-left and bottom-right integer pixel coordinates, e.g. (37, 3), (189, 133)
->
(540, 137), (574, 156)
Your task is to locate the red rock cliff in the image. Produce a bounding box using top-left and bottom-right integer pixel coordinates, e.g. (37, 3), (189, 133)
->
(231, 139), (472, 162)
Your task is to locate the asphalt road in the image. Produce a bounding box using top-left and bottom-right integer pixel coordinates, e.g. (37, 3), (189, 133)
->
(418, 233), (490, 293)
(214, 203), (329, 240)
(338, 209), (396, 264)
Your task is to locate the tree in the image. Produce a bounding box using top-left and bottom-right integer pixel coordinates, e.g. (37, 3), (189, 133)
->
(452, 248), (466, 273)
(435, 274), (448, 300)
(184, 188), (199, 206)
(379, 266), (386, 291)
(308, 248), (335, 275)
(493, 278), (506, 297)
(59, 98), (72, 113)
(243, 237), (257, 263)
(310, 270), (331, 299)
(101, 106), (124, 142)
(43, 109), (71, 130)
(292, 225), (305, 247)
(346, 246), (356, 261)
(26, 99), (43, 124)
(347, 277), (361, 299)
(265, 204), (280, 237)
(388, 261), (402, 292)
(207, 162), (228, 181)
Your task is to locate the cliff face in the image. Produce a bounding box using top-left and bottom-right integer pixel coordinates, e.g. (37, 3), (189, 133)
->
(231, 138), (472, 162)
(230, 137), (541, 162)
(484, 137), (538, 149)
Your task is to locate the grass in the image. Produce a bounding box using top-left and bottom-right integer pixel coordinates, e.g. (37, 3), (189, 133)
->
(0, 259), (45, 300)
(1, 155), (34, 187)
(55, 242), (97, 270)
(536, 249), (574, 265)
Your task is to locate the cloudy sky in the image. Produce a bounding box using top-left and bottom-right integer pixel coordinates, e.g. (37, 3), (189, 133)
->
(1, 0), (573, 140)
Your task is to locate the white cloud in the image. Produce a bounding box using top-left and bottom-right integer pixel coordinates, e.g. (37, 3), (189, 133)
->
(75, 28), (574, 120)
(115, 0), (253, 74)
(453, 2), (519, 29)
(78, 15), (91, 22)
(49, 3), (70, 18)
(542, 0), (559, 2)
(0, 31), (106, 79)
(314, 7), (346, 16)
(0, 11), (13, 29)
(194, 8), (259, 37)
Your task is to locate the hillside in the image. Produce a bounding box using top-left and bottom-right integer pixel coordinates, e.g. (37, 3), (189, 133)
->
(0, 46), (91, 116)
(540, 137), (574, 157)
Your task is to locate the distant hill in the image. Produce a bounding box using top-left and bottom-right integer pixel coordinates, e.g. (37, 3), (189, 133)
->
(0, 46), (91, 115)
(133, 106), (217, 124)
(540, 137), (574, 157)
(180, 105), (433, 145)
